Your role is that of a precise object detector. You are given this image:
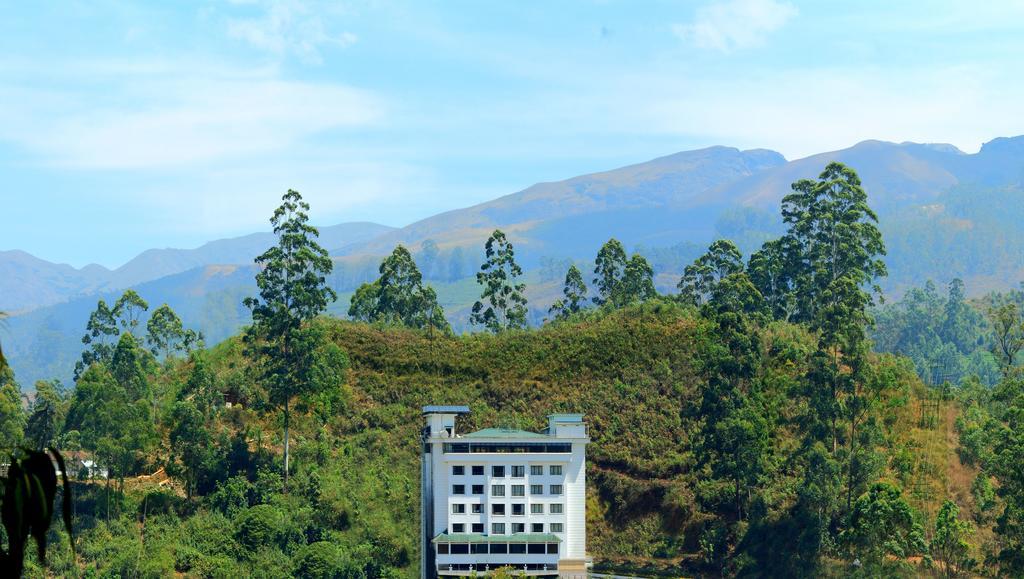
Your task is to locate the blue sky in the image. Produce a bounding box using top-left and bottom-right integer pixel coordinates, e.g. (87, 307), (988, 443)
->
(2, 0), (1024, 268)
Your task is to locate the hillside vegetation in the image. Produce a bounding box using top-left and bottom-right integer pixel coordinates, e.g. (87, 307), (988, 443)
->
(4, 305), (964, 577)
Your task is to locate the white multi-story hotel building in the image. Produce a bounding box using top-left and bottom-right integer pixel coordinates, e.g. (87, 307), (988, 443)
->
(420, 406), (590, 578)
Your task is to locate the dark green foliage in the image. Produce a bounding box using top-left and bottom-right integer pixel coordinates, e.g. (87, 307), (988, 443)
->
(746, 237), (796, 321)
(621, 254), (657, 304)
(0, 361), (24, 451)
(678, 239), (744, 306)
(292, 541), (361, 579)
(24, 379), (69, 451)
(872, 279), (998, 386)
(146, 303), (202, 359)
(843, 482), (926, 569)
(931, 499), (974, 577)
(549, 264), (589, 320)
(234, 504), (302, 553)
(168, 398), (226, 500)
(207, 475), (254, 517)
(74, 299), (118, 380)
(243, 189), (337, 486)
(348, 245), (450, 334)
(110, 332), (153, 402)
(988, 302), (1024, 378)
(695, 272), (770, 532)
(592, 238), (657, 308)
(980, 377), (1024, 574)
(65, 361), (157, 490)
(778, 161), (887, 327)
(470, 230), (528, 332)
(593, 238), (628, 306)
(113, 289), (149, 332)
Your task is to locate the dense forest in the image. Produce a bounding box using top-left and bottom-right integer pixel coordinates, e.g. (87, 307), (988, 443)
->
(3, 165), (1024, 577)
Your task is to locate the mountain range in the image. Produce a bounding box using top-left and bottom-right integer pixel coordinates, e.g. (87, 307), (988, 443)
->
(0, 222), (394, 314)
(4, 135), (1024, 387)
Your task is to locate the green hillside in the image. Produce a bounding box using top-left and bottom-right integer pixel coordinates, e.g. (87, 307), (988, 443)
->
(8, 304), (982, 578)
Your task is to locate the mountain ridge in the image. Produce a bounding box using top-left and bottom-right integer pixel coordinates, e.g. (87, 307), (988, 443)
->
(0, 221), (395, 313)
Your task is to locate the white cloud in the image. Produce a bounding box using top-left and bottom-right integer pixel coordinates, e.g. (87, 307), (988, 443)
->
(0, 64), (384, 169)
(673, 0), (798, 53)
(226, 0), (358, 64)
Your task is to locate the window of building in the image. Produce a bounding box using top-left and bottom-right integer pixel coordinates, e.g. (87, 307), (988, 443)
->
(528, 544), (546, 554)
(437, 544), (449, 555)
(451, 503), (465, 514)
(512, 523), (525, 533)
(472, 465), (484, 476)
(471, 543), (488, 554)
(472, 523), (484, 533)
(492, 465), (505, 477)
(492, 503), (506, 516)
(550, 503), (563, 514)
(444, 442), (571, 454)
(550, 465), (563, 476)
(492, 485), (505, 497)
(530, 503), (544, 514)
(472, 504), (483, 514)
(511, 465), (525, 477)
(511, 503), (525, 516)
(530, 484), (543, 495)
(452, 484), (465, 495)
(511, 484), (525, 497)
(550, 484), (563, 495)
(491, 543), (508, 554)
(452, 523), (465, 533)
(492, 523), (505, 534)
(550, 523), (564, 533)
(450, 544), (469, 555)
(547, 543), (559, 554)
(452, 465), (465, 476)
(530, 465), (544, 476)
(532, 523), (544, 532)
(472, 484), (484, 495)
(509, 544), (526, 554)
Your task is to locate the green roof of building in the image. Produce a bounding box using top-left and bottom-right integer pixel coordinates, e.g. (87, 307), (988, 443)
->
(548, 413), (584, 422)
(461, 427), (550, 439)
(432, 533), (562, 544)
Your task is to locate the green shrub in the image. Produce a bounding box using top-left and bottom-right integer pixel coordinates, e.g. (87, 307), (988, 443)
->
(292, 541), (365, 579)
(235, 504), (302, 553)
(207, 475), (253, 516)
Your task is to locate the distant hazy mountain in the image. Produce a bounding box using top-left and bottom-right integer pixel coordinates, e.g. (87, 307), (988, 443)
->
(336, 136), (1024, 292)
(715, 137), (1024, 211)
(0, 250), (111, 314)
(5, 264), (258, 387)
(0, 222), (394, 312)
(341, 146), (787, 266)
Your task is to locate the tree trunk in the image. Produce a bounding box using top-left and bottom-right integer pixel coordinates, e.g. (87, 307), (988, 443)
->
(735, 478), (743, 521)
(283, 397), (290, 492)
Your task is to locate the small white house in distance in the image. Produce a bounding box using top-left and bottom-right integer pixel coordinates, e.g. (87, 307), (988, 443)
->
(420, 406), (590, 579)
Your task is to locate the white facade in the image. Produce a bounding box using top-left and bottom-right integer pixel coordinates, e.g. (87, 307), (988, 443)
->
(421, 407), (589, 578)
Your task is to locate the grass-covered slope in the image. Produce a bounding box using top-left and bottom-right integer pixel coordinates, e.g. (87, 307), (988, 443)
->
(36, 302), (961, 578)
(197, 302), (946, 576)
